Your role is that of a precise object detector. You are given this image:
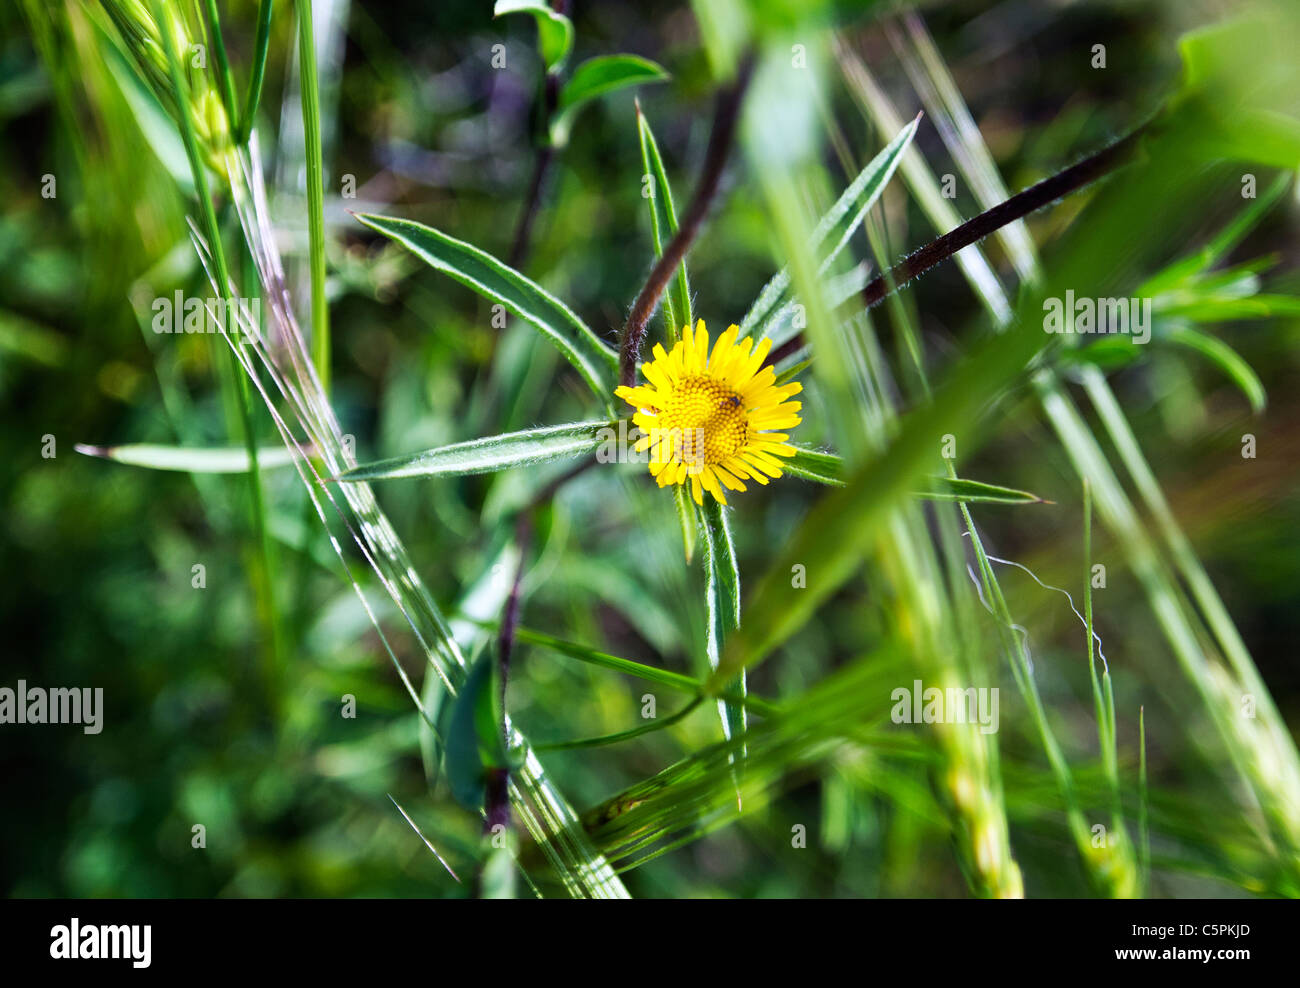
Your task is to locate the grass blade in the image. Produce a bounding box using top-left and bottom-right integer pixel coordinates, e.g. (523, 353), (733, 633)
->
(1166, 325), (1266, 413)
(294, 0), (330, 391)
(75, 442), (303, 472)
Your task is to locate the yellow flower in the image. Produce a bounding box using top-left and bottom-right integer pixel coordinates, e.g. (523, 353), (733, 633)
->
(615, 320), (803, 506)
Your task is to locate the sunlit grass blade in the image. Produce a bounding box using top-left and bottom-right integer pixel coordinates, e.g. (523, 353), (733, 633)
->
(636, 103), (698, 560)
(387, 794), (461, 884)
(222, 143), (630, 898)
(75, 442), (304, 472)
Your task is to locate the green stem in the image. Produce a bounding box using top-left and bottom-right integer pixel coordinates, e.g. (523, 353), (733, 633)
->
(295, 0), (330, 392)
(150, 0), (283, 714)
(200, 0), (239, 134)
(238, 0), (276, 145)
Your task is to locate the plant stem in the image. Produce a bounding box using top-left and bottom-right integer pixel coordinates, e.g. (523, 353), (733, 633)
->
(619, 54), (755, 386)
(200, 0), (239, 134)
(149, 0), (283, 712)
(508, 71), (559, 270)
(295, 0), (330, 393)
(238, 0), (275, 145)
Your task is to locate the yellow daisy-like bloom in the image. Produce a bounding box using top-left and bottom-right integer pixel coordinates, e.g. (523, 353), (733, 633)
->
(614, 320), (803, 506)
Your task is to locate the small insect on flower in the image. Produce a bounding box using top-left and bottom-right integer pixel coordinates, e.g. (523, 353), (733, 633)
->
(614, 320), (803, 506)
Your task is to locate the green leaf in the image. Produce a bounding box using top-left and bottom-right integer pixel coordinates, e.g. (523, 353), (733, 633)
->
(1155, 294), (1300, 322)
(100, 39), (194, 195)
(672, 483), (698, 563)
(785, 446), (1045, 503)
(918, 477), (1048, 505)
(636, 102), (692, 343)
(336, 419), (620, 482)
(699, 498), (746, 757)
(1138, 176), (1290, 295)
(493, 0), (574, 72)
(423, 543), (522, 791)
(551, 55), (669, 147)
(1167, 325), (1266, 413)
(782, 445), (846, 486)
(1173, 19), (1300, 168)
(74, 442), (300, 472)
(354, 213), (618, 400)
(444, 654), (509, 812)
(740, 115), (920, 336)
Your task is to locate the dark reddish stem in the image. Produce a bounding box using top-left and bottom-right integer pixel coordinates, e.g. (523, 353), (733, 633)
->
(770, 125), (1148, 363)
(619, 55), (756, 386)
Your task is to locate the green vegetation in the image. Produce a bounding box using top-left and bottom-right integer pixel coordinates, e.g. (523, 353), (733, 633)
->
(2, 0), (1299, 898)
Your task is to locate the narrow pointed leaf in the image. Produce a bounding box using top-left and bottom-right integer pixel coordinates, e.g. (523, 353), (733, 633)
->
(786, 445), (1045, 503)
(699, 499), (746, 757)
(741, 115), (920, 335)
(336, 419), (620, 482)
(75, 442), (302, 472)
(355, 213), (618, 399)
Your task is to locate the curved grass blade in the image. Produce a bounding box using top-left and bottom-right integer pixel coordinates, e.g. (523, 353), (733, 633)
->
(551, 55), (669, 147)
(223, 145), (628, 897)
(538, 697), (702, 751)
(336, 419), (619, 483)
(74, 442), (303, 472)
(1166, 325), (1266, 413)
(500, 623), (773, 714)
(354, 213), (618, 400)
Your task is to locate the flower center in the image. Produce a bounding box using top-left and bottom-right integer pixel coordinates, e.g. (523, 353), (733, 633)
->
(659, 375), (749, 466)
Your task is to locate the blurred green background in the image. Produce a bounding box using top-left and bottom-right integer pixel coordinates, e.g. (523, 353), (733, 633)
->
(2, 0), (1298, 898)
